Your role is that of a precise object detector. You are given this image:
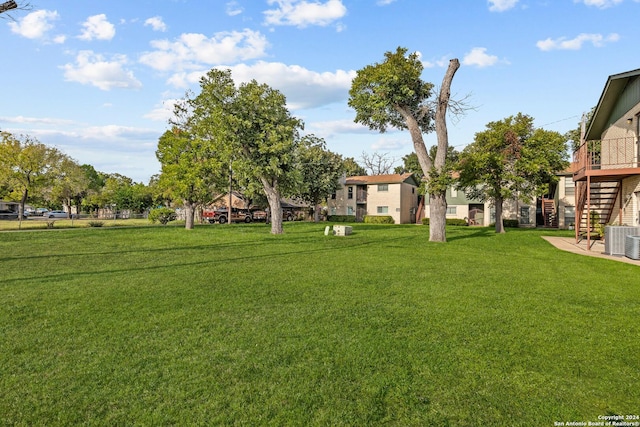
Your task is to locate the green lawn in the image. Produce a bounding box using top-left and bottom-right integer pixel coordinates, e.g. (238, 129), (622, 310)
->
(1, 223), (638, 426)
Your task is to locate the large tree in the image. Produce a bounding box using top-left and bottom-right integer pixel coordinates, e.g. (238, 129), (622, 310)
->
(296, 135), (344, 222)
(189, 69), (303, 234)
(349, 47), (460, 242)
(0, 131), (62, 218)
(156, 127), (226, 229)
(457, 113), (569, 233)
(48, 155), (90, 217)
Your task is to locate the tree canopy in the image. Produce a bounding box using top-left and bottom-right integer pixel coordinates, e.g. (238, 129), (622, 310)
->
(187, 68), (303, 234)
(349, 47), (461, 241)
(296, 135), (344, 221)
(156, 127), (227, 229)
(457, 113), (569, 233)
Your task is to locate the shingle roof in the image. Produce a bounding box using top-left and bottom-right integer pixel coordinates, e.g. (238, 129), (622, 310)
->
(345, 173), (417, 186)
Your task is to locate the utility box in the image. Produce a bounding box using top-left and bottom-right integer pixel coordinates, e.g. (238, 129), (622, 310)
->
(333, 225), (352, 236)
(605, 226), (640, 256)
(625, 235), (640, 260)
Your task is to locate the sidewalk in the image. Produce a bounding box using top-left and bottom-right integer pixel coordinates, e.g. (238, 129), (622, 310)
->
(542, 236), (640, 266)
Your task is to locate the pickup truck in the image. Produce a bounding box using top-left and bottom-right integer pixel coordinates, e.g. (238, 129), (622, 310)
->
(202, 208), (253, 224)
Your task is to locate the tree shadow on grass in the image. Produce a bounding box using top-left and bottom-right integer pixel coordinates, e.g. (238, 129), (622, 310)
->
(446, 227), (493, 242)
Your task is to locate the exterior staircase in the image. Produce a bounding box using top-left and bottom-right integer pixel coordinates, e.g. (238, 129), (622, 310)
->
(542, 198), (558, 227)
(576, 180), (621, 240)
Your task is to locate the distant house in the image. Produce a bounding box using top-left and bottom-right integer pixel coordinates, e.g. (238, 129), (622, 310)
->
(327, 173), (419, 224)
(422, 187), (536, 227)
(573, 67), (640, 244)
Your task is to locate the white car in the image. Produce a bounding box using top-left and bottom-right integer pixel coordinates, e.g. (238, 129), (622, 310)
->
(46, 211), (71, 218)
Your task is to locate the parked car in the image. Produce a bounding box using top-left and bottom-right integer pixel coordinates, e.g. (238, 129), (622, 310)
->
(35, 208), (49, 216)
(0, 210), (27, 220)
(202, 208), (253, 224)
(45, 210), (73, 219)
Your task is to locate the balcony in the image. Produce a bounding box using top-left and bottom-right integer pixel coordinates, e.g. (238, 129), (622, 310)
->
(356, 189), (367, 204)
(573, 137), (640, 182)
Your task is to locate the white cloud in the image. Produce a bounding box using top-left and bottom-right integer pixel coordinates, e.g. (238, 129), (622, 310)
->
(61, 50), (142, 91)
(0, 115), (75, 126)
(488, 0), (519, 12)
(574, 0), (623, 8)
(377, 0), (397, 5)
(144, 99), (180, 122)
(224, 61), (356, 110)
(462, 47), (502, 68)
(139, 29), (269, 72)
(226, 1), (244, 16)
(144, 16), (167, 32)
(163, 61), (355, 110)
(536, 33), (620, 51)
(264, 0), (347, 28)
(307, 119), (376, 138)
(78, 14), (116, 41)
(9, 9), (59, 40)
(371, 137), (410, 151)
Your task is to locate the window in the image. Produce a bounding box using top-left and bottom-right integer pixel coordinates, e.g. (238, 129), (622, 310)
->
(564, 176), (575, 196)
(347, 186), (353, 199)
(564, 206), (575, 226)
(347, 206), (354, 215)
(331, 192), (336, 200)
(451, 188), (458, 197)
(377, 206), (388, 214)
(520, 206), (530, 225)
(446, 206), (457, 215)
(377, 184), (388, 192)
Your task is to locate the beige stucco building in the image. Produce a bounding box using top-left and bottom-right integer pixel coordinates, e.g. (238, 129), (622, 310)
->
(327, 173), (419, 224)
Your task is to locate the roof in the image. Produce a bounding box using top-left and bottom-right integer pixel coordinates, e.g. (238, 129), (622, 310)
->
(345, 173), (418, 186)
(585, 67), (640, 141)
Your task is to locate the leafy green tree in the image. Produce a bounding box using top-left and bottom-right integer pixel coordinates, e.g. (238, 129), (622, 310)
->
(48, 156), (89, 217)
(348, 47), (460, 242)
(457, 113), (569, 233)
(342, 157), (367, 177)
(0, 131), (62, 218)
(189, 68), (303, 234)
(296, 135), (344, 222)
(156, 127), (226, 229)
(79, 165), (106, 216)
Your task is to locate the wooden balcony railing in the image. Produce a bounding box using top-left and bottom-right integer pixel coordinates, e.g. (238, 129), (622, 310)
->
(573, 137), (639, 180)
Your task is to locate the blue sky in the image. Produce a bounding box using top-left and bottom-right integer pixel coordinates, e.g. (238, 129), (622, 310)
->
(1, 0), (639, 183)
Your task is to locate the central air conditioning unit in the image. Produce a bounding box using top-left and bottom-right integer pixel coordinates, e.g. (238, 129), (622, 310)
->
(604, 226), (640, 256)
(625, 235), (640, 260)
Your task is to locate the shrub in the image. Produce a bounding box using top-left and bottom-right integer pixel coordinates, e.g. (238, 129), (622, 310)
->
(422, 218), (468, 226)
(148, 207), (177, 225)
(364, 215), (395, 224)
(327, 215), (356, 223)
(88, 221), (104, 228)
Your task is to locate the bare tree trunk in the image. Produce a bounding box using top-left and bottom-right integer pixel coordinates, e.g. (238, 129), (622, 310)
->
(313, 204), (320, 222)
(429, 58), (460, 242)
(429, 192), (447, 242)
(262, 178), (283, 234)
(184, 200), (195, 230)
(495, 196), (505, 234)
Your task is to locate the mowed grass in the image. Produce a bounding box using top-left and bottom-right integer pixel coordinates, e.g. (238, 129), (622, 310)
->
(1, 223), (638, 426)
